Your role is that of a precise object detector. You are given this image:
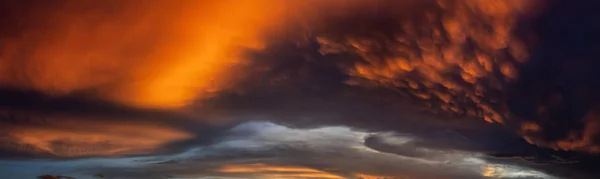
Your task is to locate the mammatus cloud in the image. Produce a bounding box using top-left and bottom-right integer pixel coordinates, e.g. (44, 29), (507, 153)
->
(317, 0), (534, 129)
(315, 0), (600, 153)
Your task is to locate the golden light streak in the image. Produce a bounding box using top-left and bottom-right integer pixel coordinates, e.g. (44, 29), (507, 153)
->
(355, 173), (402, 179)
(217, 163), (344, 179)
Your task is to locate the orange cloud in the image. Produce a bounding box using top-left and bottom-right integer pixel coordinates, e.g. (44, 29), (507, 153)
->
(0, 0), (327, 109)
(3, 118), (192, 157)
(0, 0), (408, 111)
(108, 0), (291, 108)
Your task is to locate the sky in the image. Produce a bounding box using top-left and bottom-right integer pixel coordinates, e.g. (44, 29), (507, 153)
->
(0, 0), (599, 179)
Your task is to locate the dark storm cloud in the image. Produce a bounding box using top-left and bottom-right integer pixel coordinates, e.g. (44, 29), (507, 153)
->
(263, 0), (600, 155)
(1, 0), (600, 179)
(197, 41), (535, 156)
(317, 0), (600, 154)
(191, 0), (600, 177)
(506, 0), (600, 153)
(281, 0), (600, 155)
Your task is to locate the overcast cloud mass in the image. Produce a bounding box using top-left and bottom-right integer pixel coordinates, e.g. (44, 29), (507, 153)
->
(0, 0), (600, 179)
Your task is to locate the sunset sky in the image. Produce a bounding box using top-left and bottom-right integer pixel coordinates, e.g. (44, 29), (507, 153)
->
(0, 0), (599, 179)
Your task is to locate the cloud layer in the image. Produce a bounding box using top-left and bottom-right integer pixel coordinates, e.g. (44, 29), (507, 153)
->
(1, 121), (566, 179)
(1, 0), (600, 178)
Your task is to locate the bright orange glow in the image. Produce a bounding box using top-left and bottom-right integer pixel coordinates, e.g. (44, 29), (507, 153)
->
(0, 0), (308, 109)
(110, 0), (290, 108)
(0, 0), (386, 109)
(5, 119), (192, 157)
(217, 163), (344, 179)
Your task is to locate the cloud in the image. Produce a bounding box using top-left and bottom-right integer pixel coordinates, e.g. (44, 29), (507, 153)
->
(0, 88), (228, 158)
(305, 0), (600, 154)
(5, 121), (563, 179)
(0, 0), (315, 109)
(2, 118), (192, 157)
(1, 0), (600, 178)
(1, 0), (598, 155)
(317, 0), (535, 122)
